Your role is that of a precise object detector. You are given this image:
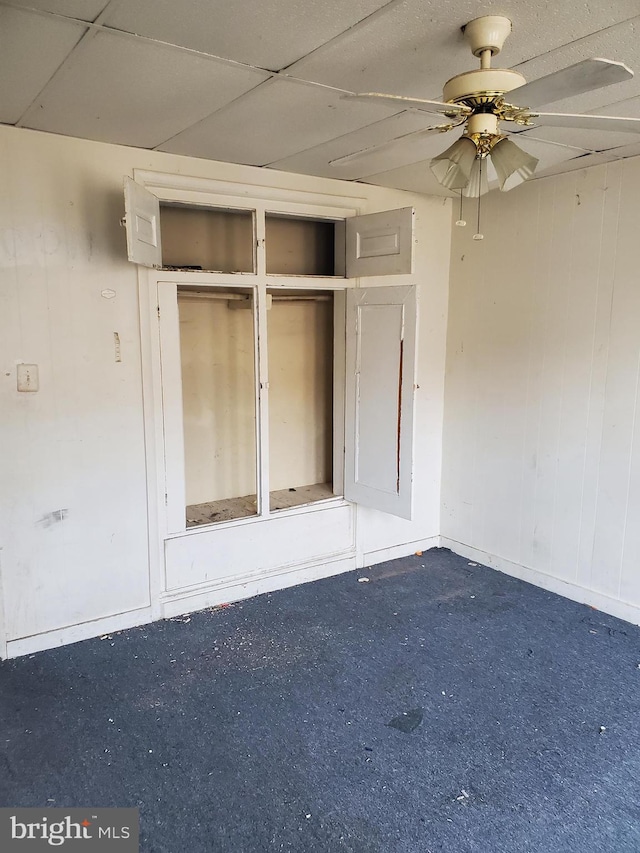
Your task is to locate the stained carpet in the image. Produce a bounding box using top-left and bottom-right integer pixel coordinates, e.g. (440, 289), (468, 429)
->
(1, 548), (639, 852)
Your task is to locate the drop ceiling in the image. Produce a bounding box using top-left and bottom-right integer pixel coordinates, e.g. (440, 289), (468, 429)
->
(3, 0), (640, 196)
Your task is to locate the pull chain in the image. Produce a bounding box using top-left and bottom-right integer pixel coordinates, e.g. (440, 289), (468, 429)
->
(473, 158), (484, 241)
(455, 189), (466, 227)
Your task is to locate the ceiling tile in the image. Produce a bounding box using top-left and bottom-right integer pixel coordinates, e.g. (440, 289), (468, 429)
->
(21, 31), (270, 148)
(103, 0), (391, 71)
(287, 0), (640, 101)
(268, 111), (448, 179)
(0, 5), (86, 123)
(159, 78), (403, 166)
(5, 0), (110, 20)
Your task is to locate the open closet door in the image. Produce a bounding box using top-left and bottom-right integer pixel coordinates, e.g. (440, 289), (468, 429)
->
(345, 207), (414, 277)
(344, 286), (416, 520)
(123, 177), (162, 268)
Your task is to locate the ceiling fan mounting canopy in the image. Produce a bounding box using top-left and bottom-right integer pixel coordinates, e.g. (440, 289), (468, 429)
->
(461, 15), (512, 57)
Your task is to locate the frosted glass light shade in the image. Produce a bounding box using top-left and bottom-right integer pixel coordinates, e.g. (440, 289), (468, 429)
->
(430, 137), (477, 189)
(462, 156), (489, 198)
(491, 137), (539, 191)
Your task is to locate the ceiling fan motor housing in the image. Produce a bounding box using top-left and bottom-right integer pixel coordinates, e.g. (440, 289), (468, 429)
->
(443, 68), (526, 107)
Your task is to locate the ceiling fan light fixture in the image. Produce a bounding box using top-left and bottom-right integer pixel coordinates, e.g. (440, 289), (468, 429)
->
(462, 156), (489, 198)
(429, 136), (477, 189)
(490, 137), (539, 191)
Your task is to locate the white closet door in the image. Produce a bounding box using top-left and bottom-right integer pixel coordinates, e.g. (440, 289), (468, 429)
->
(344, 285), (417, 520)
(123, 177), (162, 268)
(345, 207), (414, 277)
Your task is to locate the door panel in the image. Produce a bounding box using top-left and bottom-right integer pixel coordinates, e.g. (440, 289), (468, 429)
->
(345, 285), (416, 519)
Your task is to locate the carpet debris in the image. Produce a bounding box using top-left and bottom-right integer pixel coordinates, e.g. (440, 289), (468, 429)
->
(358, 577), (370, 583)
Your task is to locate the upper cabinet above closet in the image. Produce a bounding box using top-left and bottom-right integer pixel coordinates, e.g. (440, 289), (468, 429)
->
(123, 177), (414, 279)
(162, 205), (255, 273)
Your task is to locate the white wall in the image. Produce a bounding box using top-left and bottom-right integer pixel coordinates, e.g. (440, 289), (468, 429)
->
(0, 125), (451, 654)
(443, 158), (640, 624)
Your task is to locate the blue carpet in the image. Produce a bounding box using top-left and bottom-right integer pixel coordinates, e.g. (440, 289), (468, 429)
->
(1, 548), (639, 852)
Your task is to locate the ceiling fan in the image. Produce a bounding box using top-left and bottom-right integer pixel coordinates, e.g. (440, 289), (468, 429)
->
(332, 16), (640, 200)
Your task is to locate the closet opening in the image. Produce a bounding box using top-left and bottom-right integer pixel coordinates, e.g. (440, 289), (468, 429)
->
(178, 286), (258, 527)
(267, 289), (335, 511)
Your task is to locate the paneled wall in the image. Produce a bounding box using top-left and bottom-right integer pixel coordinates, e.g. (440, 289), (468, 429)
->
(443, 159), (640, 621)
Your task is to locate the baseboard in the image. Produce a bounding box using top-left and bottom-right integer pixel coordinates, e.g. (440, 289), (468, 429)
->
(6, 606), (155, 659)
(440, 537), (640, 628)
(161, 553), (357, 619)
(359, 536), (440, 569)
(16, 536), (634, 659)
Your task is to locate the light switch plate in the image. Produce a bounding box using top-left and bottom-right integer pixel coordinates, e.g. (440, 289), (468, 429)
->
(17, 363), (39, 392)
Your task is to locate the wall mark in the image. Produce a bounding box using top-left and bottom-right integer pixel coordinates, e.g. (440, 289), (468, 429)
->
(37, 509), (68, 528)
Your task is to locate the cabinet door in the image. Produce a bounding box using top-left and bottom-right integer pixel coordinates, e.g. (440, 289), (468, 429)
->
(344, 286), (416, 519)
(345, 207), (414, 277)
(123, 177), (162, 268)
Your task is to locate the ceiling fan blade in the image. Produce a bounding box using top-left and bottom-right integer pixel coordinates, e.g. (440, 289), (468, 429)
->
(529, 111), (640, 133)
(342, 92), (471, 117)
(509, 58), (633, 109)
(329, 126), (450, 168)
(329, 127), (456, 177)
